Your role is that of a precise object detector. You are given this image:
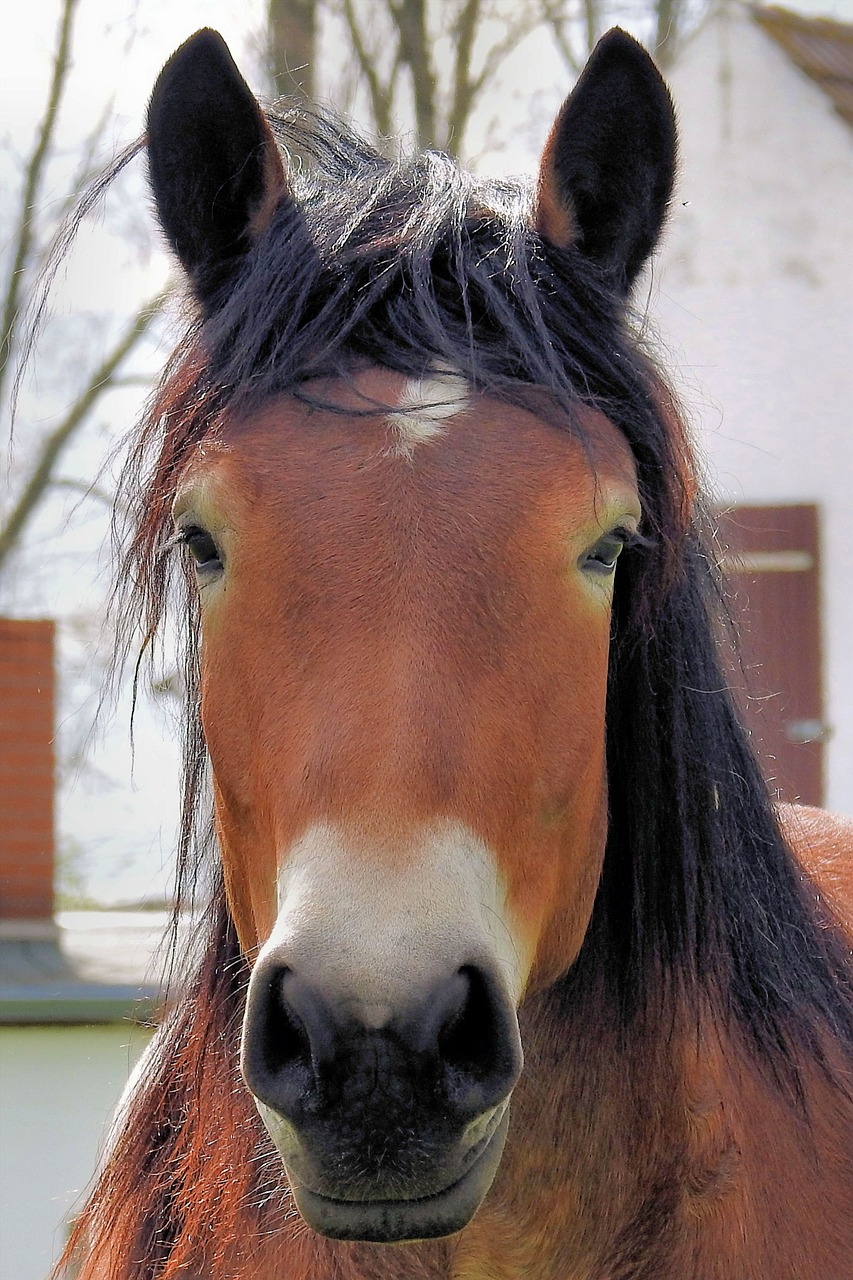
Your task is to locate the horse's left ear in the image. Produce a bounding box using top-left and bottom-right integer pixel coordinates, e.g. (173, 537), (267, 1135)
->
(535, 28), (677, 294)
(147, 29), (287, 308)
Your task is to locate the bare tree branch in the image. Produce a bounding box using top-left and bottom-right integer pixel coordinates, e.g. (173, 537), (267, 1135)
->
(0, 0), (79, 406)
(268, 0), (318, 99)
(341, 0), (397, 137)
(584, 0), (600, 58)
(544, 0), (694, 74)
(55, 100), (115, 224)
(540, 0), (584, 73)
(51, 476), (118, 508)
(0, 286), (168, 571)
(387, 48), (404, 109)
(654, 0), (682, 65)
(446, 0), (481, 150)
(468, 10), (543, 102)
(388, 0), (438, 147)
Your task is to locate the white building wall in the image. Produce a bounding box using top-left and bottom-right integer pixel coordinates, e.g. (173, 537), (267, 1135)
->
(0, 1025), (152, 1280)
(651, 2), (853, 813)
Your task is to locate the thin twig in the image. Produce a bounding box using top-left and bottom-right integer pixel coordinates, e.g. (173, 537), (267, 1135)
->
(541, 0), (584, 74)
(0, 286), (168, 570)
(0, 0), (79, 405)
(51, 476), (121, 508)
(389, 0), (438, 148)
(446, 0), (481, 151)
(341, 0), (396, 137)
(469, 11), (544, 102)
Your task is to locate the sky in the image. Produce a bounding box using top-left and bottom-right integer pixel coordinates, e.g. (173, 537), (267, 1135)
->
(2, 0), (852, 904)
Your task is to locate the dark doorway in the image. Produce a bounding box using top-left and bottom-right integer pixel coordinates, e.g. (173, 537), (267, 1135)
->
(716, 504), (826, 806)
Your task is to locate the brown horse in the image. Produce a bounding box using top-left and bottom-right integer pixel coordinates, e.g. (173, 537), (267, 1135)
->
(62, 27), (853, 1280)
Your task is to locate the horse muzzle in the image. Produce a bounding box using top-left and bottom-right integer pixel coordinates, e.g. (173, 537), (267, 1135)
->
(241, 960), (522, 1241)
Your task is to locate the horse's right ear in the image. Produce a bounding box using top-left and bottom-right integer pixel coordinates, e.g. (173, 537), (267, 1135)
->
(147, 29), (286, 308)
(535, 29), (676, 294)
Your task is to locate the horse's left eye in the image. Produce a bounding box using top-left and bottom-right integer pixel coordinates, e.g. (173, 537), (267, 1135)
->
(180, 527), (223, 575)
(581, 533), (626, 576)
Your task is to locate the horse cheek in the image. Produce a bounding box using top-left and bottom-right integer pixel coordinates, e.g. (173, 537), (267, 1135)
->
(200, 648), (279, 950)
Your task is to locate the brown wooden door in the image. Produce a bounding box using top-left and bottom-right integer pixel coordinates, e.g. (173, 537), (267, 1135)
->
(716, 504), (826, 806)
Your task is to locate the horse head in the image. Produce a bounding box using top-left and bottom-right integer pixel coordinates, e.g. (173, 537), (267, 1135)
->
(145, 27), (675, 1243)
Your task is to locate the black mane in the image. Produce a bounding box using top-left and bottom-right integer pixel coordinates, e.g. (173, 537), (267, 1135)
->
(107, 107), (853, 1089)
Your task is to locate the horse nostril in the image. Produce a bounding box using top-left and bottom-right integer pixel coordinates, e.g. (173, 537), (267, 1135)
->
(421, 965), (522, 1116)
(261, 970), (303, 1073)
(243, 965), (335, 1118)
(408, 968), (470, 1054)
(439, 968), (491, 1071)
(278, 970), (337, 1068)
(243, 958), (522, 1130)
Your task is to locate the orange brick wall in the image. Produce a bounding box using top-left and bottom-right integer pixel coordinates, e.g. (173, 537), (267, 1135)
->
(0, 619), (56, 920)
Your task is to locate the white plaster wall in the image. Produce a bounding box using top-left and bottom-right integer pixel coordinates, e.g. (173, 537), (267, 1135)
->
(650, 2), (853, 813)
(0, 1026), (153, 1280)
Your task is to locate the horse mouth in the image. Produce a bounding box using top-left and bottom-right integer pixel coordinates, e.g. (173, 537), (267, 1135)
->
(287, 1106), (511, 1242)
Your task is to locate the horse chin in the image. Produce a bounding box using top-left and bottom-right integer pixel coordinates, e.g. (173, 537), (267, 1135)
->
(286, 1107), (511, 1243)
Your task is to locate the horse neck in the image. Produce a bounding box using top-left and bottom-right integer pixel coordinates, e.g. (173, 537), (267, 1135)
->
(453, 978), (853, 1280)
(463, 978), (691, 1278)
(129, 967), (852, 1280)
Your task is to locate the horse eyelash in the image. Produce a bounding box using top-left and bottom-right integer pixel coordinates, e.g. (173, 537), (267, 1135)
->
(159, 530), (190, 558)
(160, 527), (210, 559)
(615, 526), (655, 553)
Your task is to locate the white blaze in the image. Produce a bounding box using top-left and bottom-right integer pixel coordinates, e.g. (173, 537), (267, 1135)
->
(390, 370), (469, 459)
(257, 820), (529, 1022)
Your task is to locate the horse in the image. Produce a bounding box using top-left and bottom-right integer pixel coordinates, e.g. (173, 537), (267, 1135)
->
(60, 26), (853, 1280)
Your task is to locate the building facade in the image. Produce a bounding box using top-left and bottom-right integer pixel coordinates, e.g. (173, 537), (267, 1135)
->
(652, 3), (853, 812)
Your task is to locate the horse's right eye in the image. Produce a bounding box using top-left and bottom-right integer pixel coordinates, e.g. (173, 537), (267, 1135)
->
(181, 527), (223, 575)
